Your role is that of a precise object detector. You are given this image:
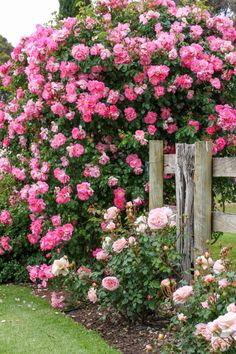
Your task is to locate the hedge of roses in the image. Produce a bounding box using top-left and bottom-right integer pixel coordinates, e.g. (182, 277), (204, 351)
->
(0, 0), (236, 277)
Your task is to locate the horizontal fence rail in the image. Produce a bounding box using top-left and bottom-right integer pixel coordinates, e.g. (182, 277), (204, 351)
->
(164, 155), (236, 177)
(213, 212), (236, 233)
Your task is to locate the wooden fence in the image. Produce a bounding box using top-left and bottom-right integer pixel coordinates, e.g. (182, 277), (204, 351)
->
(149, 140), (236, 275)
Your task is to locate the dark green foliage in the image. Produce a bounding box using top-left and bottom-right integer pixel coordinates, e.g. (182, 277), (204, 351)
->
(0, 176), (46, 283)
(59, 0), (78, 18)
(0, 34), (13, 65)
(0, 34), (13, 102)
(59, 0), (92, 17)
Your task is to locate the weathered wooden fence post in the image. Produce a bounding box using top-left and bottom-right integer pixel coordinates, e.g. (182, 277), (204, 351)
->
(149, 140), (163, 210)
(194, 141), (212, 257)
(175, 144), (195, 278)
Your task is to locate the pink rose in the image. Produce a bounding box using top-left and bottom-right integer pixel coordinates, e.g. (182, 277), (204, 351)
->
(27, 234), (39, 245)
(102, 276), (119, 291)
(161, 278), (171, 287)
(87, 287), (97, 303)
(51, 292), (65, 309)
(95, 250), (109, 261)
(128, 236), (136, 245)
(148, 208), (169, 230)
(124, 107), (137, 122)
(211, 336), (232, 352)
(227, 303), (236, 313)
(195, 323), (212, 341)
(173, 285), (193, 304)
(112, 237), (127, 253)
(104, 207), (119, 220)
(77, 182), (94, 201)
(148, 125), (157, 135)
(213, 259), (225, 274)
(213, 312), (236, 338)
(218, 279), (228, 288)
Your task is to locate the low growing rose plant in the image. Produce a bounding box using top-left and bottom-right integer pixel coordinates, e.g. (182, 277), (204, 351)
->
(160, 245), (236, 353)
(48, 204), (181, 322)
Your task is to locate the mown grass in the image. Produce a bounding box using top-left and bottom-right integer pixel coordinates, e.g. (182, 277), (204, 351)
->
(211, 204), (236, 264)
(0, 285), (120, 354)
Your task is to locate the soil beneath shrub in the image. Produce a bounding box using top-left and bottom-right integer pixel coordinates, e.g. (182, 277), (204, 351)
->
(34, 287), (173, 353)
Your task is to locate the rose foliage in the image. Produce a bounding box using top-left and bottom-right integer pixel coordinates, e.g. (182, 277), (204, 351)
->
(46, 205), (181, 322)
(0, 0), (236, 277)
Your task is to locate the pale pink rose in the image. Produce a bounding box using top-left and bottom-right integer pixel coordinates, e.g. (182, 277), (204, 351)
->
(211, 336), (232, 352)
(195, 323), (212, 341)
(128, 236), (136, 245)
(95, 250), (109, 261)
(87, 287), (97, 303)
(227, 303), (236, 313)
(218, 279), (229, 288)
(213, 312), (236, 338)
(173, 285), (193, 304)
(213, 259), (226, 274)
(104, 206), (118, 220)
(148, 208), (168, 230)
(102, 276), (119, 291)
(112, 237), (127, 253)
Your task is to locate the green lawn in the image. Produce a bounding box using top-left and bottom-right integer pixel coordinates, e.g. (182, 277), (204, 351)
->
(0, 285), (120, 354)
(211, 204), (236, 264)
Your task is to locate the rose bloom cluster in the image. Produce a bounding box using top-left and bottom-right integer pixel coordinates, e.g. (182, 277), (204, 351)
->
(87, 205), (175, 301)
(0, 0), (235, 274)
(44, 204), (177, 316)
(164, 248), (236, 353)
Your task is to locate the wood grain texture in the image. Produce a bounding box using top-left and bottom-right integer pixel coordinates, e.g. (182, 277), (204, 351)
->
(164, 154), (176, 174)
(213, 212), (236, 233)
(149, 141), (163, 210)
(213, 158), (236, 177)
(194, 141), (212, 256)
(175, 144), (195, 279)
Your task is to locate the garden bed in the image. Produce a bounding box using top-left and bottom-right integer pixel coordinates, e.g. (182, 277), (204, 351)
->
(34, 287), (173, 354)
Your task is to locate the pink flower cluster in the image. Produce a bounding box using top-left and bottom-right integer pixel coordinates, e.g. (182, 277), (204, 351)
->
(27, 264), (54, 287)
(76, 182), (94, 201)
(0, 236), (12, 255)
(126, 154), (143, 174)
(40, 223), (74, 251)
(195, 310), (236, 352)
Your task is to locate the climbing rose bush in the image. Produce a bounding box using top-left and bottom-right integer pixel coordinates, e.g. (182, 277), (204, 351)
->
(49, 204), (181, 321)
(0, 0), (235, 273)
